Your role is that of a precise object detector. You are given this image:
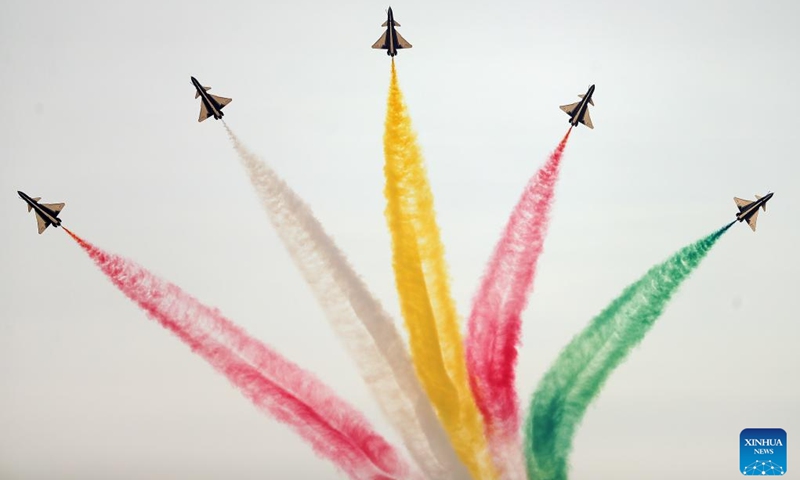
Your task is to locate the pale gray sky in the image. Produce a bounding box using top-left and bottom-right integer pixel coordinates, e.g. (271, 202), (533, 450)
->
(1, 0), (799, 478)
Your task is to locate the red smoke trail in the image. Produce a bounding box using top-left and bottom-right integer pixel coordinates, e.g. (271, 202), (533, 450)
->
(63, 228), (414, 480)
(465, 128), (571, 478)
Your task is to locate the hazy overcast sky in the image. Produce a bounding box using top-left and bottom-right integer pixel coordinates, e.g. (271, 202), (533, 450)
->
(1, 0), (799, 478)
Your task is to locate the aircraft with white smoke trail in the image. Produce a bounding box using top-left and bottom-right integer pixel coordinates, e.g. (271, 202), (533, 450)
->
(372, 7), (412, 57)
(191, 76), (232, 122)
(18, 191), (65, 234)
(734, 192), (773, 232)
(560, 84), (596, 129)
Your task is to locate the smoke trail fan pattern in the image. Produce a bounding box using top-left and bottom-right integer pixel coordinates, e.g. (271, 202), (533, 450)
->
(35, 56), (743, 480)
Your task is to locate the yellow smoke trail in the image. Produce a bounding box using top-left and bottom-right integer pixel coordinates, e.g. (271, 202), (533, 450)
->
(383, 59), (497, 480)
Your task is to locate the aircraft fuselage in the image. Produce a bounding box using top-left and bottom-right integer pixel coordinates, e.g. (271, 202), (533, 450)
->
(372, 6), (411, 57)
(737, 192), (773, 222)
(191, 76), (224, 119)
(570, 84), (595, 126)
(18, 191), (61, 227)
(386, 8), (398, 56)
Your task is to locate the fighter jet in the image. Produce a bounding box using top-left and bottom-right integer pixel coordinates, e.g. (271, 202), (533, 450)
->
(734, 192), (773, 232)
(560, 84), (596, 129)
(18, 191), (65, 234)
(191, 76), (232, 122)
(372, 7), (412, 56)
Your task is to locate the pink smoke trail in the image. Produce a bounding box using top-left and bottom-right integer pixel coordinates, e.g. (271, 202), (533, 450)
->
(465, 128), (572, 479)
(64, 228), (415, 480)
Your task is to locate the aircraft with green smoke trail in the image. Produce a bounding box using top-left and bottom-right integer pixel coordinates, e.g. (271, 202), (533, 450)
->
(733, 192), (773, 232)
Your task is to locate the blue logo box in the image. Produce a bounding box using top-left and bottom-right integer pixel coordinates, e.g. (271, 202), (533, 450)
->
(741, 428), (786, 476)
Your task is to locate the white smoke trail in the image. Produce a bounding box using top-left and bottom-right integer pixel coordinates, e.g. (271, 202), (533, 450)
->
(224, 124), (470, 480)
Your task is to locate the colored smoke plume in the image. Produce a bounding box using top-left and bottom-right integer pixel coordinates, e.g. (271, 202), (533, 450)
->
(383, 60), (497, 480)
(525, 222), (733, 480)
(63, 227), (416, 480)
(466, 128), (571, 480)
(223, 125), (465, 479)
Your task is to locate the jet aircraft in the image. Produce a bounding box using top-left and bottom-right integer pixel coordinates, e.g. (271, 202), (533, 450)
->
(191, 76), (232, 122)
(18, 191), (65, 234)
(734, 192), (773, 232)
(372, 7), (412, 56)
(560, 84), (596, 129)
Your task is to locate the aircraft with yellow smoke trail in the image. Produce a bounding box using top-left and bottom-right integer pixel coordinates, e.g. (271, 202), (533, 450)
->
(560, 84), (596, 129)
(372, 7), (412, 57)
(733, 192), (773, 232)
(191, 76), (232, 122)
(17, 191), (65, 234)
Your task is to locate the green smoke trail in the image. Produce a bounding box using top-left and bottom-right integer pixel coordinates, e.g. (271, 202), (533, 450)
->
(525, 222), (733, 480)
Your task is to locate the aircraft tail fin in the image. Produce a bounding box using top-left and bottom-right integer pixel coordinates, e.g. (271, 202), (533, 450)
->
(195, 86), (211, 99)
